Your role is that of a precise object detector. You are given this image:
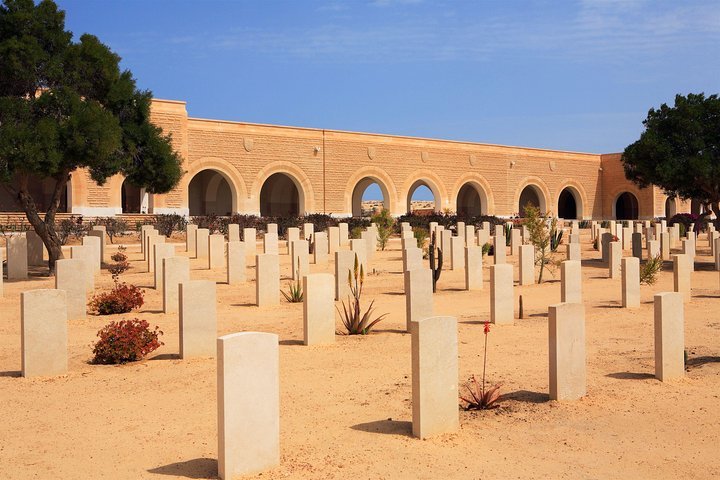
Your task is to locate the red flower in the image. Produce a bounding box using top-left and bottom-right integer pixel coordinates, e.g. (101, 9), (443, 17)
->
(483, 321), (490, 334)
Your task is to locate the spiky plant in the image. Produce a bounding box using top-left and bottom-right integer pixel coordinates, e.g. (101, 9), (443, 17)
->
(281, 278), (303, 302)
(461, 322), (502, 410)
(640, 254), (663, 285)
(337, 254), (387, 335)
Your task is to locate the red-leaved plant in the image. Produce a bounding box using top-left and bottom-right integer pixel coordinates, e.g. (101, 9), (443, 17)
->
(461, 321), (502, 410)
(92, 318), (163, 364)
(88, 282), (144, 315)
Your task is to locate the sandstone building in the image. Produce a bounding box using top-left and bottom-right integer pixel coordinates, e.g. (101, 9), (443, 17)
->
(0, 98), (693, 220)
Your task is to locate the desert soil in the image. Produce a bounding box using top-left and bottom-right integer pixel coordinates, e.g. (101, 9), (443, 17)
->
(1, 230), (719, 479)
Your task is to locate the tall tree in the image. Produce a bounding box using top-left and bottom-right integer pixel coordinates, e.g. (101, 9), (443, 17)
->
(623, 93), (720, 228)
(0, 0), (182, 272)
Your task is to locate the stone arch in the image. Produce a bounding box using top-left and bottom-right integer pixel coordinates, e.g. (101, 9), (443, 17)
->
(344, 167), (398, 217)
(402, 170), (448, 213)
(555, 182), (587, 220)
(613, 191), (639, 220)
(252, 161), (315, 215)
(514, 177), (551, 216)
(121, 179), (142, 213)
(450, 173), (494, 216)
(183, 158), (246, 215)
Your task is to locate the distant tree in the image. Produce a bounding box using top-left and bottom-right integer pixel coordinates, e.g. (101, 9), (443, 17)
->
(622, 93), (720, 229)
(0, 0), (182, 272)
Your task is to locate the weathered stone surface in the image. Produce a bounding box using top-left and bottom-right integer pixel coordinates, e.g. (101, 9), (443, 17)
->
(476, 228), (489, 248)
(660, 232), (670, 261)
(228, 224), (240, 242)
(465, 246), (483, 291)
(632, 232), (643, 259)
(82, 235), (102, 272)
(403, 246), (424, 273)
(7, 234), (28, 280)
(404, 268), (433, 331)
(647, 240), (660, 260)
(601, 232), (613, 265)
(179, 280), (217, 358)
(26, 230), (45, 266)
(70, 245), (94, 288)
(303, 273), (335, 345)
(196, 228), (209, 259)
(673, 254), (691, 301)
(263, 233), (279, 255)
(243, 228), (257, 259)
(267, 223), (278, 235)
(21, 289), (67, 378)
(609, 241), (621, 279)
(256, 254), (280, 306)
(217, 332), (279, 479)
(548, 303), (586, 401)
(209, 234), (226, 269)
(621, 257), (640, 308)
(490, 264), (513, 325)
(335, 250), (356, 301)
(560, 260), (582, 304)
(566, 242), (581, 261)
(410, 315), (459, 439)
(465, 225), (476, 245)
(154, 243), (176, 290)
(654, 292), (684, 381)
(362, 230), (376, 262)
(55, 259), (87, 320)
(440, 230), (452, 264)
(313, 232), (329, 266)
(89, 227), (106, 264)
(328, 226), (340, 254)
(493, 234), (506, 265)
(141, 225), (155, 256)
(186, 224), (198, 254)
(227, 241), (247, 285)
(510, 229), (521, 255)
(519, 244), (534, 286)
(622, 227), (632, 250)
(302, 223), (314, 241)
(350, 239), (368, 273)
(163, 256), (190, 314)
(291, 240), (309, 280)
(338, 223), (349, 247)
(450, 236), (464, 271)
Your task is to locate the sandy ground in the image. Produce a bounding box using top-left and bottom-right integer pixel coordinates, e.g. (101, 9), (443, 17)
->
(1, 230), (719, 479)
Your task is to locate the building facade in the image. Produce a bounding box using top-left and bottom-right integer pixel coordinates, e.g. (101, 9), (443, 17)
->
(0, 98), (691, 220)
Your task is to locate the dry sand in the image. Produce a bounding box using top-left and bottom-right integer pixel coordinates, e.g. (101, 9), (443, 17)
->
(1, 231), (719, 479)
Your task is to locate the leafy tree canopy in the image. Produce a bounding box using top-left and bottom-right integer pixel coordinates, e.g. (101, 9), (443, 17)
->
(623, 93), (720, 220)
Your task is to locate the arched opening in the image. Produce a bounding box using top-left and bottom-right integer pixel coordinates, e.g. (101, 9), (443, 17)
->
(665, 197), (677, 218)
(558, 188), (579, 219)
(188, 169), (233, 216)
(260, 172), (301, 217)
(0, 175), (69, 213)
(121, 179), (142, 213)
(351, 177), (388, 217)
(407, 181), (438, 214)
(456, 183), (483, 217)
(690, 199), (705, 216)
(518, 185), (542, 217)
(615, 192), (639, 220)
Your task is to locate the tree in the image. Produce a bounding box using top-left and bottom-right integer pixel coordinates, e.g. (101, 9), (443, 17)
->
(0, 0), (182, 272)
(622, 93), (720, 228)
(522, 203), (556, 283)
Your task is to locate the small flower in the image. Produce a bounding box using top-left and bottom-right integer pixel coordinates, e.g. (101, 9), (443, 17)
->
(483, 321), (490, 334)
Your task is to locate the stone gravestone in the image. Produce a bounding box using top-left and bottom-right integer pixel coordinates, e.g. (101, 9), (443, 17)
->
(362, 229), (376, 262)
(631, 232), (642, 259)
(410, 316), (459, 439)
(89, 226), (106, 264)
(141, 225), (156, 258)
(660, 232), (670, 261)
(267, 223), (278, 236)
(302, 223), (314, 241)
(510, 229), (521, 256)
(26, 230), (45, 266)
(519, 244), (534, 286)
(328, 226), (340, 255)
(82, 235), (102, 272)
(338, 223), (349, 247)
(609, 241), (621, 279)
(566, 243), (581, 262)
(404, 268), (433, 331)
(256, 254), (280, 306)
(154, 243), (176, 290)
(21, 289), (67, 378)
(179, 280), (217, 358)
(163, 256), (190, 314)
(465, 245), (483, 291)
(490, 264), (513, 325)
(560, 260), (582, 304)
(55, 258), (87, 320)
(228, 224), (240, 243)
(601, 232), (613, 265)
(303, 273), (335, 345)
(647, 240), (660, 260)
(673, 254), (690, 301)
(450, 236), (464, 271)
(243, 228), (257, 261)
(621, 257), (640, 308)
(263, 233), (278, 255)
(335, 250), (356, 301)
(209, 234), (226, 269)
(350, 239), (368, 273)
(313, 232), (329, 266)
(548, 303), (586, 400)
(70, 245), (95, 289)
(217, 332), (279, 478)
(291, 240), (309, 281)
(186, 224), (198, 254)
(227, 241), (246, 285)
(196, 228), (209, 260)
(493, 234), (506, 265)
(145, 233), (164, 272)
(403, 246), (423, 273)
(654, 292), (684, 381)
(8, 234), (29, 280)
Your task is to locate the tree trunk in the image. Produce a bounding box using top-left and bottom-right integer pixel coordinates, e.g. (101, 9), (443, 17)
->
(11, 172), (69, 274)
(711, 202), (720, 232)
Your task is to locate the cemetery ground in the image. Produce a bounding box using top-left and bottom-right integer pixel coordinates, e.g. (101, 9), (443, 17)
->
(1, 231), (719, 479)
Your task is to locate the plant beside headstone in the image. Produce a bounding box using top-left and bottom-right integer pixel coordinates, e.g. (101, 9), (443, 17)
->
(89, 246), (144, 314)
(461, 321), (502, 410)
(91, 319), (163, 364)
(337, 254), (387, 335)
(640, 254), (663, 285)
(371, 209), (394, 251)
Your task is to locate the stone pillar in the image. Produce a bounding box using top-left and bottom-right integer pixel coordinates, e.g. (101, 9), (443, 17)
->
(303, 273), (335, 345)
(141, 225), (155, 257)
(256, 254), (280, 306)
(569, 233), (580, 245)
(450, 236), (464, 271)
(287, 227), (300, 245)
(601, 232), (613, 265)
(70, 245), (95, 289)
(338, 223), (349, 247)
(622, 227), (632, 250)
(361, 230), (376, 262)
(631, 232), (642, 259)
(8, 234), (28, 280)
(403, 246), (423, 272)
(510, 228), (521, 255)
(493, 234), (506, 265)
(335, 250), (356, 300)
(654, 292), (684, 381)
(186, 224), (197, 254)
(673, 254), (690, 301)
(227, 241), (247, 285)
(465, 225), (476, 245)
(328, 226), (340, 254)
(26, 230), (45, 266)
(660, 232), (670, 261)
(263, 232), (278, 255)
(291, 240), (309, 280)
(209, 234), (225, 269)
(243, 228), (257, 260)
(227, 224), (240, 243)
(89, 227), (106, 264)
(621, 257), (640, 308)
(163, 256), (190, 314)
(609, 241), (621, 279)
(560, 260), (582, 303)
(681, 238), (695, 271)
(490, 264), (513, 325)
(55, 258), (87, 320)
(179, 280), (217, 358)
(548, 303), (586, 400)
(440, 230), (452, 262)
(350, 238), (368, 273)
(404, 268), (433, 331)
(476, 228), (489, 248)
(410, 316), (459, 439)
(217, 332), (279, 479)
(716, 237), (720, 271)
(266, 223), (278, 235)
(195, 228), (209, 260)
(465, 245), (483, 291)
(519, 244), (535, 286)
(82, 235), (102, 272)
(302, 222), (314, 241)
(710, 232), (720, 259)
(647, 239), (660, 260)
(21, 289), (67, 377)
(566, 242), (581, 262)
(153, 243), (176, 290)
(313, 232), (329, 266)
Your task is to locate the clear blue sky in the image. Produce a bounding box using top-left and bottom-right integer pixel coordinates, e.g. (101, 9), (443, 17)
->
(57, 0), (720, 201)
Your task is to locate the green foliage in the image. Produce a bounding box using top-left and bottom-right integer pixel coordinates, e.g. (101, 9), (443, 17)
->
(578, 220), (591, 229)
(395, 213), (504, 232)
(640, 255), (663, 285)
(154, 213), (187, 238)
(523, 203), (557, 283)
(337, 254), (387, 335)
(281, 278), (303, 303)
(371, 208), (394, 251)
(503, 223), (512, 246)
(91, 217), (128, 244)
(350, 226), (363, 239)
(482, 242), (492, 256)
(414, 227), (429, 251)
(57, 215), (88, 245)
(92, 318), (163, 364)
(550, 219), (564, 252)
(623, 93), (720, 226)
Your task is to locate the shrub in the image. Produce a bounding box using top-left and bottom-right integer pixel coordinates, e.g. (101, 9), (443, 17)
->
(91, 217), (129, 244)
(191, 214), (223, 234)
(91, 319), (163, 364)
(550, 219), (564, 252)
(578, 220), (591, 229)
(89, 283), (145, 315)
(57, 215), (88, 245)
(281, 278), (303, 303)
(482, 242), (492, 256)
(640, 254), (663, 285)
(154, 214), (187, 237)
(337, 254), (387, 335)
(372, 209), (394, 251)
(414, 227), (429, 250)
